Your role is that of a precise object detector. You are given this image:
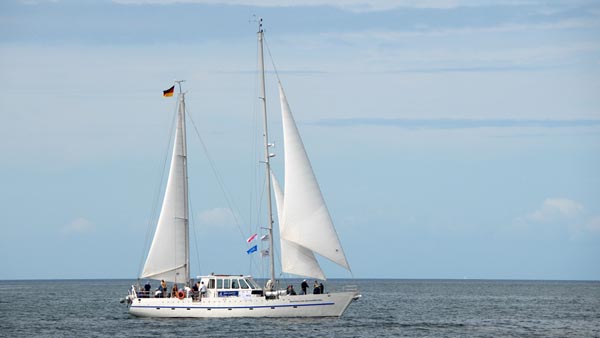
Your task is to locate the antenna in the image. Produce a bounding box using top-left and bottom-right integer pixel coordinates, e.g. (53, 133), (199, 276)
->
(249, 15), (263, 33)
(175, 80), (186, 93)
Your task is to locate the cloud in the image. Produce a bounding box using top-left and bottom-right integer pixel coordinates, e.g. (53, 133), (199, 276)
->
(197, 207), (236, 228)
(18, 0), (59, 5)
(112, 0), (552, 12)
(526, 198), (584, 222)
(514, 198), (600, 240)
(62, 217), (96, 234)
(587, 217), (600, 232)
(326, 18), (600, 41)
(309, 118), (600, 129)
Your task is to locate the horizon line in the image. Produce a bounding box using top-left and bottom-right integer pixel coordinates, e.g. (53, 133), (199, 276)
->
(1, 277), (598, 282)
(308, 118), (600, 129)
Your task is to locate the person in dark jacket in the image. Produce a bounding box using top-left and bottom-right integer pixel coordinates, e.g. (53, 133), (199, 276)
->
(301, 279), (309, 295)
(143, 281), (151, 298)
(313, 280), (321, 294)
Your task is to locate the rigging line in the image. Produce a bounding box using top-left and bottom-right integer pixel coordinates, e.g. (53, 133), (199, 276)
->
(257, 173), (269, 279)
(250, 40), (261, 235)
(247, 45), (262, 277)
(262, 35), (284, 281)
(263, 35), (283, 85)
(188, 192), (202, 277)
(137, 100), (179, 278)
(185, 107), (247, 241)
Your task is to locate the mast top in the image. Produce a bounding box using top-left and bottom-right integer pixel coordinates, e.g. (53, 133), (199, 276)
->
(249, 15), (263, 33)
(175, 80), (186, 93)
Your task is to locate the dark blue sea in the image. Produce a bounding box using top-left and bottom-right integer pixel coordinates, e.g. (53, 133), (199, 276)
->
(0, 279), (598, 337)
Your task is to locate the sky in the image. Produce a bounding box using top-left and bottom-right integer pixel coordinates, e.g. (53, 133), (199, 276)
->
(0, 0), (599, 281)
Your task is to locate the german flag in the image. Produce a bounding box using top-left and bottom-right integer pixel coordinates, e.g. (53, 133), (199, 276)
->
(163, 85), (175, 97)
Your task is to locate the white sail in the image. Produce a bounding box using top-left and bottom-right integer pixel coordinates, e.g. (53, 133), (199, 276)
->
(141, 94), (189, 283)
(278, 84), (350, 271)
(271, 171), (326, 280)
(126, 23), (360, 319)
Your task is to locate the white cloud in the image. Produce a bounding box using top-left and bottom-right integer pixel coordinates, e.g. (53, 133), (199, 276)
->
(325, 18), (600, 41)
(62, 217), (96, 234)
(526, 198), (584, 222)
(19, 0), (59, 5)
(585, 217), (600, 233)
(514, 198), (600, 240)
(112, 0), (547, 12)
(197, 207), (237, 228)
(317, 24), (600, 73)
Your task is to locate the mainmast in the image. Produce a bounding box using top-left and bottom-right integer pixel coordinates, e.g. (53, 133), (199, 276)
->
(177, 80), (190, 285)
(257, 19), (276, 289)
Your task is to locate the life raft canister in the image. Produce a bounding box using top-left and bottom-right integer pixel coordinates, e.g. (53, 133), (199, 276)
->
(177, 290), (185, 300)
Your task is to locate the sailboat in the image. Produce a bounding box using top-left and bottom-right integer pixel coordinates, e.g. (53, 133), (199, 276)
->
(123, 19), (360, 318)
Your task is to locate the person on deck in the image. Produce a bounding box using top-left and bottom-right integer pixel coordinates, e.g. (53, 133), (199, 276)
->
(313, 280), (321, 294)
(192, 282), (199, 300)
(301, 279), (308, 295)
(160, 280), (167, 298)
(144, 281), (151, 297)
(171, 284), (178, 298)
(319, 282), (324, 294)
(200, 281), (207, 298)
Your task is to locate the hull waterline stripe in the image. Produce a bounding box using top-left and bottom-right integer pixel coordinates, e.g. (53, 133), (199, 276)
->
(130, 302), (335, 310)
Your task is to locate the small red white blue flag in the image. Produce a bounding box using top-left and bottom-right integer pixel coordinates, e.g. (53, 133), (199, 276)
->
(247, 233), (258, 243)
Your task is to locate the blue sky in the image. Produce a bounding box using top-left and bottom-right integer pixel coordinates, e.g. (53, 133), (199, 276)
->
(1, 0), (599, 280)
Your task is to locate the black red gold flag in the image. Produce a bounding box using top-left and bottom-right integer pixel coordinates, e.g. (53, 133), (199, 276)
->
(163, 85), (175, 97)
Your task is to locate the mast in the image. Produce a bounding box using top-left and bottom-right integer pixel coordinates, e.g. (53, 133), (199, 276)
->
(257, 19), (276, 288)
(177, 80), (190, 285)
(140, 80), (190, 284)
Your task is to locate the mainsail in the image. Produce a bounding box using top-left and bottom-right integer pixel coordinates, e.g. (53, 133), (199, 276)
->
(277, 83), (350, 277)
(141, 93), (189, 283)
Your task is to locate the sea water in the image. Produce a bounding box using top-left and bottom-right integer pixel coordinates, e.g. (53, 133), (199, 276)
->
(0, 279), (598, 337)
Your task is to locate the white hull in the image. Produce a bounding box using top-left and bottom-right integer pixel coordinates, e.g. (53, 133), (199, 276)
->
(128, 291), (357, 318)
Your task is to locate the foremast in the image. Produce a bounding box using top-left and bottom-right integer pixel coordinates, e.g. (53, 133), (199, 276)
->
(139, 80), (190, 285)
(257, 19), (276, 289)
(176, 80), (191, 285)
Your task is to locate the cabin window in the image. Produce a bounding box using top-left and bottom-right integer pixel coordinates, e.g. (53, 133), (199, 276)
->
(224, 279), (230, 289)
(209, 279), (216, 289)
(216, 279), (223, 289)
(245, 278), (258, 289)
(239, 279), (249, 289)
(231, 279), (238, 289)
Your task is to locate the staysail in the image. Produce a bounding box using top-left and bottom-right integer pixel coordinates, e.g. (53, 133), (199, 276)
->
(141, 93), (189, 283)
(271, 171), (326, 280)
(277, 83), (350, 274)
